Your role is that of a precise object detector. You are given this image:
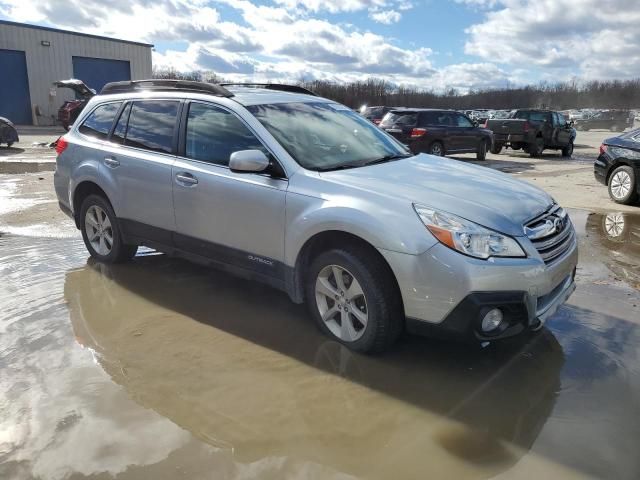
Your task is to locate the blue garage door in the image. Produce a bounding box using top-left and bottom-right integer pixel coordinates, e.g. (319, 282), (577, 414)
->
(72, 56), (131, 93)
(0, 49), (32, 124)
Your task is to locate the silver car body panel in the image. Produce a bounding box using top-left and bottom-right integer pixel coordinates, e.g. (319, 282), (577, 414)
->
(55, 88), (577, 331)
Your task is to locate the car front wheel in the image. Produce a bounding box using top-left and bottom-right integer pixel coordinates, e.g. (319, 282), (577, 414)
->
(306, 248), (402, 353)
(608, 166), (638, 205)
(561, 141), (574, 158)
(80, 194), (138, 263)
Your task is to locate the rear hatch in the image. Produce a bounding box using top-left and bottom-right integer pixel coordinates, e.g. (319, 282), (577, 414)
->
(379, 110), (419, 143)
(54, 79), (96, 99)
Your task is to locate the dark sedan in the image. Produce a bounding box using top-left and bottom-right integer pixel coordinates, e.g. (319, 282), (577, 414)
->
(379, 109), (493, 161)
(594, 128), (640, 205)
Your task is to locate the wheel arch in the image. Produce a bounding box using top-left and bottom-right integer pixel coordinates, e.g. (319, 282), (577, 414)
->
(289, 230), (403, 309)
(606, 159), (634, 185)
(72, 181), (113, 228)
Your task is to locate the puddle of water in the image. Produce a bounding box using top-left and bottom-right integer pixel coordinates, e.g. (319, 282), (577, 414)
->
(1, 210), (640, 479)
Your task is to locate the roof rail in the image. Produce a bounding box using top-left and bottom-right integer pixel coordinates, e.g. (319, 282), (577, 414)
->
(100, 79), (234, 97)
(219, 83), (317, 96)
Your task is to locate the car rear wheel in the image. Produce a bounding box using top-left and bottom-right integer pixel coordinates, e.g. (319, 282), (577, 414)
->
(476, 140), (488, 161)
(306, 248), (402, 353)
(528, 137), (544, 157)
(80, 194), (138, 263)
(490, 143), (503, 154)
(429, 141), (444, 156)
(608, 166), (638, 205)
(561, 141), (574, 158)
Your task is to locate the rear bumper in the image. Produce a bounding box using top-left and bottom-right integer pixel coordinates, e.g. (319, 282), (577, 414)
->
(594, 155), (608, 185)
(493, 133), (527, 144)
(380, 233), (578, 342)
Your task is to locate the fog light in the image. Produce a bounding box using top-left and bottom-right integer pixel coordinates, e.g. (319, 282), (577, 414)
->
(481, 308), (504, 332)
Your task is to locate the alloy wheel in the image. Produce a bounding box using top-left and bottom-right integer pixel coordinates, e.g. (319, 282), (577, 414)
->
(85, 205), (113, 256)
(431, 143), (443, 156)
(315, 265), (368, 342)
(610, 171), (632, 200)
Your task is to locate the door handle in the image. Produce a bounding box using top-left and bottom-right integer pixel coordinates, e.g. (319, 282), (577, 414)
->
(175, 172), (198, 186)
(104, 156), (120, 168)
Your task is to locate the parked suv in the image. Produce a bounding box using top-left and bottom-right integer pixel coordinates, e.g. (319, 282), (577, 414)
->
(379, 109), (493, 160)
(54, 80), (578, 352)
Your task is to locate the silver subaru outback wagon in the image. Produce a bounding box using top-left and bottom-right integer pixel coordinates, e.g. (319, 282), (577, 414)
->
(54, 80), (578, 352)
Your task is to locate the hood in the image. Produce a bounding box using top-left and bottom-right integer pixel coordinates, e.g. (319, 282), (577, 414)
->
(54, 79), (96, 98)
(320, 154), (554, 237)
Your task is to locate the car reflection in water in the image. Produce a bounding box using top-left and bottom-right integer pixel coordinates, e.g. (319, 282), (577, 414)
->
(586, 212), (640, 288)
(64, 254), (565, 479)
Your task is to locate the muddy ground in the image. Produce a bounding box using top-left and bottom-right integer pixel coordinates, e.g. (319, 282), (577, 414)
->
(1, 128), (640, 479)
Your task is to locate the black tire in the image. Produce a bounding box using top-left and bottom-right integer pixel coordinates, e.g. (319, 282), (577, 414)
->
(490, 143), (503, 155)
(7, 142), (13, 148)
(79, 194), (138, 263)
(476, 139), (488, 161)
(561, 141), (574, 158)
(305, 248), (402, 353)
(607, 165), (638, 205)
(528, 137), (544, 157)
(429, 141), (444, 156)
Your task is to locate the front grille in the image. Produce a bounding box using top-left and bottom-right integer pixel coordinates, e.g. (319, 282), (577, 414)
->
(525, 205), (575, 265)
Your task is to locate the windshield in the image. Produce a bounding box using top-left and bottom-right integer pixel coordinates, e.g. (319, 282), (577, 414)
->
(248, 102), (409, 171)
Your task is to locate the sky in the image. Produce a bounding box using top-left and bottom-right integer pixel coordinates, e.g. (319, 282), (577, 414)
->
(1, 0), (639, 92)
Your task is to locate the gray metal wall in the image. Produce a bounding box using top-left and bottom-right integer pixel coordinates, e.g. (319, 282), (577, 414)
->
(0, 22), (152, 125)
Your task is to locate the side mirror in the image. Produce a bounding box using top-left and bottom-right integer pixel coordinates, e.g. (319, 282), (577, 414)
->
(229, 149), (269, 173)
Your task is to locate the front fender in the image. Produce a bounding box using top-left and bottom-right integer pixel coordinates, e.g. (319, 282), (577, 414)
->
(284, 192), (437, 267)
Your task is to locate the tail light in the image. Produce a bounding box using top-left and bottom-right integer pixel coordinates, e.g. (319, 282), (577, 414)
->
(599, 144), (607, 155)
(523, 121), (530, 133)
(410, 128), (427, 138)
(373, 119), (381, 125)
(482, 120), (488, 128)
(55, 136), (69, 155)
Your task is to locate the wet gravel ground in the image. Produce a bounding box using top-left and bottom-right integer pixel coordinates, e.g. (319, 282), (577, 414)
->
(1, 128), (640, 479)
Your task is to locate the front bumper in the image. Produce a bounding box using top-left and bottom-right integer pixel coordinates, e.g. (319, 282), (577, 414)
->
(379, 234), (578, 342)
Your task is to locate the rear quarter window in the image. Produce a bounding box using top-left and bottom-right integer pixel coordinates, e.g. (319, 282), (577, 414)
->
(78, 102), (122, 140)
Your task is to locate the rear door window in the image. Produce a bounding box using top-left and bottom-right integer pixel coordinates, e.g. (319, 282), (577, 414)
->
(78, 102), (122, 140)
(124, 100), (180, 154)
(380, 112), (417, 127)
(184, 102), (267, 167)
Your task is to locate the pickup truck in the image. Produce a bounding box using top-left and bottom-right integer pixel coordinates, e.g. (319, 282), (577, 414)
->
(485, 109), (576, 157)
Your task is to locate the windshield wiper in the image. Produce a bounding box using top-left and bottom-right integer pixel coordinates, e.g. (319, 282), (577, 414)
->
(361, 153), (412, 167)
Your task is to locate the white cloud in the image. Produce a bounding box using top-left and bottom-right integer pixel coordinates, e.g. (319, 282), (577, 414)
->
(369, 9), (402, 24)
(463, 0), (640, 80)
(0, 0), (500, 91)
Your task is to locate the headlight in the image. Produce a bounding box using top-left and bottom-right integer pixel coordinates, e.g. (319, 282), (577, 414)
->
(413, 204), (526, 259)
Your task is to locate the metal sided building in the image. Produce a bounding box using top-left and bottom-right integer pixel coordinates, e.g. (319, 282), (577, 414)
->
(0, 20), (152, 125)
